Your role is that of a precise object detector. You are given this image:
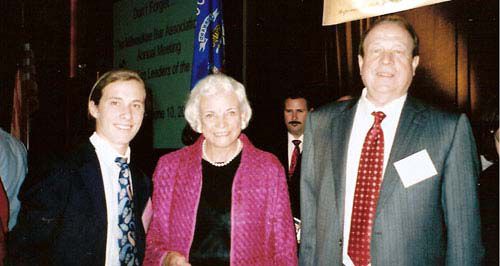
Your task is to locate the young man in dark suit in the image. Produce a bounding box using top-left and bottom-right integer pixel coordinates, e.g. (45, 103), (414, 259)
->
(9, 69), (152, 265)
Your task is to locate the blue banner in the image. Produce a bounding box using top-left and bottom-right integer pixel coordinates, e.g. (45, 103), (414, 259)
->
(190, 0), (225, 89)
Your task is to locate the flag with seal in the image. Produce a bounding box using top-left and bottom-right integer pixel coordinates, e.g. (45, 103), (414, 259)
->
(190, 0), (225, 89)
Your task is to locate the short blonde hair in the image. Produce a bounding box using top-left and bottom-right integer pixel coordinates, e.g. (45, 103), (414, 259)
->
(88, 69), (145, 105)
(87, 69), (147, 119)
(184, 74), (252, 133)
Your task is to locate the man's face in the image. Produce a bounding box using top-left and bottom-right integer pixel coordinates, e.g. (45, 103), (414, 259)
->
(89, 80), (146, 155)
(284, 98), (309, 138)
(358, 22), (420, 105)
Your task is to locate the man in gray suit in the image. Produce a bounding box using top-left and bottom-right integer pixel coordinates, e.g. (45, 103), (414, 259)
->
(299, 15), (483, 265)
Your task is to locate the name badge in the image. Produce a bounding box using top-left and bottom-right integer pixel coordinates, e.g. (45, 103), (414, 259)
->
(394, 149), (438, 188)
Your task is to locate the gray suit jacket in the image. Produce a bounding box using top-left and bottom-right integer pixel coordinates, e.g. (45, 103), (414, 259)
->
(299, 97), (483, 266)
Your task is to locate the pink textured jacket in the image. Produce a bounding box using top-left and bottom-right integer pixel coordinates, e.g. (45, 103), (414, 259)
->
(144, 134), (298, 265)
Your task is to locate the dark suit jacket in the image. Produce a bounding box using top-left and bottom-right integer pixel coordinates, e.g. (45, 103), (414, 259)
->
(8, 141), (152, 265)
(478, 162), (498, 265)
(270, 135), (301, 219)
(300, 97), (484, 265)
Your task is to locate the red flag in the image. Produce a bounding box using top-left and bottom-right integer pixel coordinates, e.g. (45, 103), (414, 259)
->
(10, 43), (39, 147)
(10, 70), (22, 140)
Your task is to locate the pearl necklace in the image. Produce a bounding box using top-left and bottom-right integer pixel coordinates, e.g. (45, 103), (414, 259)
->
(202, 139), (243, 167)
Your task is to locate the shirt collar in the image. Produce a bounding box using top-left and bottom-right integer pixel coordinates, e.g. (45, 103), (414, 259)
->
(89, 132), (131, 164)
(359, 88), (407, 118)
(287, 132), (304, 143)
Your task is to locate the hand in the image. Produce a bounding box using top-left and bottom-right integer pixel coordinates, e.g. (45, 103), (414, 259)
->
(162, 251), (191, 266)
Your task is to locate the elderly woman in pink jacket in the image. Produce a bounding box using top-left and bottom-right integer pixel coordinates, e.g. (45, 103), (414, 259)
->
(144, 73), (297, 266)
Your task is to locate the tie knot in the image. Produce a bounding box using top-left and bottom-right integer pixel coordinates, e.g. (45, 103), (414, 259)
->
(292, 140), (301, 147)
(115, 157), (128, 169)
(371, 111), (386, 124)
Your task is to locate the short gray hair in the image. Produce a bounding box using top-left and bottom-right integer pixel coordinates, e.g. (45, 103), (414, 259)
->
(184, 73), (252, 133)
(359, 15), (419, 57)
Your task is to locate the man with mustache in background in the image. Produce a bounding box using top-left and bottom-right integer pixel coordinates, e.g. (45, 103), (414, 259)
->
(270, 90), (312, 244)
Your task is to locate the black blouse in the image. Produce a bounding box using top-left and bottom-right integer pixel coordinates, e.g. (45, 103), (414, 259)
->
(189, 153), (242, 266)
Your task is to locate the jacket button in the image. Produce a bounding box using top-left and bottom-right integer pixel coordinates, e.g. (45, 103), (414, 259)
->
(338, 239), (343, 246)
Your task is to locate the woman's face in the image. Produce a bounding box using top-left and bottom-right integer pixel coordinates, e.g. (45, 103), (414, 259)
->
(199, 90), (243, 151)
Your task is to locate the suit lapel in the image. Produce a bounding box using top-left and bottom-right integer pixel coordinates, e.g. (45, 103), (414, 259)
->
(332, 101), (357, 218)
(130, 166), (144, 215)
(376, 97), (427, 215)
(279, 135), (289, 171)
(80, 143), (107, 225)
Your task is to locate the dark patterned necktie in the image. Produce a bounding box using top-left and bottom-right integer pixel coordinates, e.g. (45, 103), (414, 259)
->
(347, 111), (386, 266)
(115, 157), (139, 266)
(288, 139), (302, 178)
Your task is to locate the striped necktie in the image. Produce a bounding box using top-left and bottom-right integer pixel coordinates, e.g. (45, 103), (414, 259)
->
(288, 139), (302, 178)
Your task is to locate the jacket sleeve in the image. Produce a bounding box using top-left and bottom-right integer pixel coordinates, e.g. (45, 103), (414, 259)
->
(7, 168), (71, 265)
(271, 160), (298, 265)
(143, 157), (177, 265)
(443, 114), (484, 265)
(298, 113), (317, 266)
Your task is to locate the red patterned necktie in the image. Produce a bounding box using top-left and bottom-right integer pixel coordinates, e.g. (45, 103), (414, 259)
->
(288, 139), (301, 177)
(348, 111), (386, 266)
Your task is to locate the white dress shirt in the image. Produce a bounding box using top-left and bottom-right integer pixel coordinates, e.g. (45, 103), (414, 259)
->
(342, 89), (406, 266)
(90, 132), (131, 266)
(287, 133), (304, 168)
